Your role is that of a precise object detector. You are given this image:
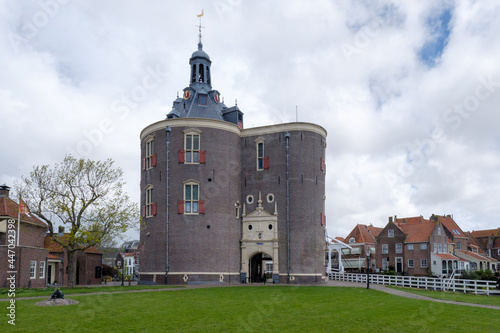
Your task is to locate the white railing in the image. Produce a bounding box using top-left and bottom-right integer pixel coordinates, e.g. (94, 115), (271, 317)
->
(329, 272), (499, 295)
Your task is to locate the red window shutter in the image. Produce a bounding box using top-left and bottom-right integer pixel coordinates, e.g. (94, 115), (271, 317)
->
(320, 158), (325, 171)
(263, 156), (269, 170)
(142, 205), (146, 218)
(142, 158), (146, 171)
(152, 202), (157, 216)
(178, 200), (184, 214)
(199, 200), (205, 214)
(321, 212), (326, 226)
(178, 150), (185, 163)
(151, 153), (157, 167)
(199, 150), (206, 164)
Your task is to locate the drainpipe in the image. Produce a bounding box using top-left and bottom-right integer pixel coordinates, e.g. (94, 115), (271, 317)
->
(285, 132), (291, 283)
(165, 126), (171, 284)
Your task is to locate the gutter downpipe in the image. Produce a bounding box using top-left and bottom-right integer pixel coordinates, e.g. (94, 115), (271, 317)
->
(285, 132), (291, 284)
(165, 126), (171, 284)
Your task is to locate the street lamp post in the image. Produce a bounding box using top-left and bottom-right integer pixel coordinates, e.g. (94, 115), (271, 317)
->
(366, 249), (371, 290)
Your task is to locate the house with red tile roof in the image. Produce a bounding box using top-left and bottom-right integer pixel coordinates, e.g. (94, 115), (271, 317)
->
(471, 228), (500, 267)
(0, 184), (49, 288)
(44, 232), (103, 286)
(342, 224), (382, 272)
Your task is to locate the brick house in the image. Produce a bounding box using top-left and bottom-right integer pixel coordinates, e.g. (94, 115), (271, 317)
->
(44, 233), (103, 286)
(375, 217), (407, 274)
(0, 184), (49, 288)
(470, 228), (500, 270)
(342, 224), (382, 272)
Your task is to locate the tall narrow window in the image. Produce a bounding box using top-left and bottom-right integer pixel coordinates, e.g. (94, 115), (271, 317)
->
(145, 139), (156, 169)
(255, 137), (268, 171)
(30, 261), (36, 279)
(39, 261), (45, 279)
(145, 186), (156, 217)
(396, 243), (402, 253)
(184, 133), (200, 164)
(184, 182), (199, 214)
(198, 64), (204, 82)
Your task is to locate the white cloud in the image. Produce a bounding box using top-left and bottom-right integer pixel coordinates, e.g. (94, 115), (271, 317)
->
(1, 0), (500, 242)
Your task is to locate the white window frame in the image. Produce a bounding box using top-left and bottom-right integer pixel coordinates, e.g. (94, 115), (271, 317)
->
(382, 258), (389, 271)
(145, 185), (154, 218)
(437, 227), (441, 235)
(396, 243), (402, 254)
(184, 181), (200, 215)
(407, 244), (414, 251)
(30, 261), (36, 279)
(255, 137), (265, 171)
(382, 244), (388, 254)
(421, 259), (428, 268)
(408, 259), (414, 268)
(39, 261), (45, 279)
(438, 243), (442, 254)
(146, 139), (154, 170)
(497, 248), (500, 256)
(457, 242), (462, 250)
(433, 243), (437, 253)
(388, 229), (394, 237)
(420, 243), (427, 250)
(184, 130), (201, 164)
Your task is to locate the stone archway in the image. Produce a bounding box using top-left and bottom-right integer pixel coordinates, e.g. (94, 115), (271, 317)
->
(249, 252), (274, 283)
(240, 193), (279, 283)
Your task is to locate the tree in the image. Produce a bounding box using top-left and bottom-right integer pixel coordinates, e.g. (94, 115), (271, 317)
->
(17, 155), (139, 287)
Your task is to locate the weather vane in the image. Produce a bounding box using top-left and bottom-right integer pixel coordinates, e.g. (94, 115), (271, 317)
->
(196, 9), (205, 44)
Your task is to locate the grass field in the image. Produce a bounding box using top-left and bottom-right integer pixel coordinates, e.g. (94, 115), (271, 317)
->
(2, 286), (500, 332)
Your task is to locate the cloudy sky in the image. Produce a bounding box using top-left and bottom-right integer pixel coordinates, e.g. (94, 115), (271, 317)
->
(1, 0), (500, 241)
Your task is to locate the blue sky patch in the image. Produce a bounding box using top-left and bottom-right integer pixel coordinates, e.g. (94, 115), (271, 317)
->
(419, 7), (453, 67)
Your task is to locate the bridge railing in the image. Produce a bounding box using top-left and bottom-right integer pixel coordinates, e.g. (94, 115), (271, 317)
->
(329, 272), (499, 295)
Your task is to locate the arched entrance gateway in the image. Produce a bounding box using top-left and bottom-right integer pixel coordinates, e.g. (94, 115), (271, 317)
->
(240, 192), (279, 283)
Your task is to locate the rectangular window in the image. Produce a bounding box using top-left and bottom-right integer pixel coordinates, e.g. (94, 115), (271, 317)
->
(407, 244), (414, 250)
(30, 261), (36, 279)
(438, 243), (442, 254)
(145, 139), (155, 169)
(421, 259), (428, 268)
(382, 244), (388, 254)
(146, 187), (154, 217)
(198, 94), (207, 105)
(185, 134), (200, 164)
(437, 227), (441, 235)
(382, 258), (388, 271)
(497, 248), (500, 255)
(433, 243), (437, 253)
(184, 183), (199, 214)
(257, 142), (264, 170)
(420, 243), (427, 250)
(408, 259), (414, 268)
(443, 244), (447, 254)
(457, 242), (462, 250)
(396, 243), (402, 253)
(388, 229), (394, 237)
(39, 261), (45, 279)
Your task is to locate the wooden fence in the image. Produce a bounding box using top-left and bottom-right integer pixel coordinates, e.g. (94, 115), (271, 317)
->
(329, 272), (500, 296)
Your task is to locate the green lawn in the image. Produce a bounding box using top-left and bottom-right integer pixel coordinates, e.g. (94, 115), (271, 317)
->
(388, 286), (500, 306)
(2, 286), (499, 332)
(0, 285), (183, 299)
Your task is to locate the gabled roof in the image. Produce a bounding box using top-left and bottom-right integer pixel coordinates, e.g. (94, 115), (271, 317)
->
(0, 196), (47, 228)
(432, 215), (466, 238)
(399, 222), (436, 243)
(433, 253), (460, 260)
(471, 228), (500, 238)
(334, 237), (345, 243)
(345, 224), (382, 243)
(456, 250), (491, 262)
(44, 234), (102, 255)
(394, 215), (429, 226)
(464, 231), (486, 252)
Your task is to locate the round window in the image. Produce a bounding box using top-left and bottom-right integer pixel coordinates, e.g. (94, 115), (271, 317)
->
(268, 224), (273, 230)
(267, 193), (274, 203)
(246, 195), (254, 205)
(248, 224), (253, 231)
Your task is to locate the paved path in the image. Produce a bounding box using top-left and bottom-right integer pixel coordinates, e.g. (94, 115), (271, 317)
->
(327, 280), (500, 310)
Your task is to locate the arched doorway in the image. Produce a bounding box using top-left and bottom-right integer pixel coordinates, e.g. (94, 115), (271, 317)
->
(249, 252), (273, 283)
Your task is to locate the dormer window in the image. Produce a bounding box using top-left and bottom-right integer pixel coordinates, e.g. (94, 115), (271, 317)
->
(198, 94), (207, 106)
(349, 237), (355, 244)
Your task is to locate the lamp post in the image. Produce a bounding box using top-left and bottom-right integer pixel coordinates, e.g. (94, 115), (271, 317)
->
(366, 249), (371, 290)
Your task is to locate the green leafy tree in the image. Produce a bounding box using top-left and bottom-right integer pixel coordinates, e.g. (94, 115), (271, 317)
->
(17, 155), (139, 287)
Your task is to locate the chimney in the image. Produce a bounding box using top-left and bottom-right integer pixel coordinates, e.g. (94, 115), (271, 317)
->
(0, 184), (10, 197)
(389, 216), (393, 223)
